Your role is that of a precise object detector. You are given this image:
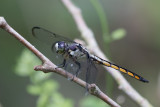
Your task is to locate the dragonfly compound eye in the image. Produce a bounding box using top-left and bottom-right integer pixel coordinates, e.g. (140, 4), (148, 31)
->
(55, 41), (65, 54)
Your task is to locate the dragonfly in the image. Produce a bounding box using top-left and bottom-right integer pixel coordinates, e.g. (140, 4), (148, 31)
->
(32, 26), (149, 84)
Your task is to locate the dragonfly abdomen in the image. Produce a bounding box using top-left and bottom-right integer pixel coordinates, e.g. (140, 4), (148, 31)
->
(90, 55), (149, 83)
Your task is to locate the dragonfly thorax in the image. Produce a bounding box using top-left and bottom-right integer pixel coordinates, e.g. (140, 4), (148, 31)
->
(55, 41), (66, 54)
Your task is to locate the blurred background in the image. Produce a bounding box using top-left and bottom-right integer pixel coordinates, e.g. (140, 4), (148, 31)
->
(0, 0), (159, 107)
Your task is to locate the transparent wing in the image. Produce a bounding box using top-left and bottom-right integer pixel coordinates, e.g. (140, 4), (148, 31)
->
(32, 26), (74, 46)
(76, 56), (97, 84)
(86, 59), (97, 84)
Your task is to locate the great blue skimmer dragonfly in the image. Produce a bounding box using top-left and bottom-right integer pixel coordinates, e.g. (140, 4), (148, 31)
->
(32, 27), (149, 84)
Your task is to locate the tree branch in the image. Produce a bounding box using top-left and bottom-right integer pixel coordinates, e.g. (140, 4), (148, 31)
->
(0, 16), (120, 107)
(61, 0), (153, 107)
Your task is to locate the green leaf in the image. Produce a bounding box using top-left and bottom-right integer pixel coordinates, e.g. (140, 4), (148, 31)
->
(80, 96), (108, 107)
(50, 93), (73, 107)
(41, 80), (59, 94)
(37, 93), (49, 107)
(15, 49), (41, 76)
(27, 85), (41, 95)
(111, 28), (126, 41)
(30, 71), (51, 84)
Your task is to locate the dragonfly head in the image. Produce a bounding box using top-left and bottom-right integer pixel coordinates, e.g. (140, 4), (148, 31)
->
(55, 41), (66, 54)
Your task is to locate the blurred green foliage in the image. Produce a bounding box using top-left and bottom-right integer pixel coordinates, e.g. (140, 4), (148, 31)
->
(80, 96), (108, 107)
(111, 28), (126, 41)
(15, 49), (73, 107)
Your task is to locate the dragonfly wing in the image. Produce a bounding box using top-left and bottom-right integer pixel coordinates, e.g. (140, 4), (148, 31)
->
(85, 57), (97, 84)
(32, 26), (76, 53)
(32, 26), (74, 45)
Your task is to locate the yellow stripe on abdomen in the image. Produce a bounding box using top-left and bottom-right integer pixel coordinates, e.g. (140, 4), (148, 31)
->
(102, 61), (111, 67)
(135, 75), (140, 80)
(119, 68), (127, 73)
(90, 55), (149, 82)
(127, 71), (134, 77)
(111, 64), (119, 70)
(102, 61), (146, 82)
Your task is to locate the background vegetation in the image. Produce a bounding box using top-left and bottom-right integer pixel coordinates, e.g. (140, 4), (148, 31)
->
(0, 0), (159, 106)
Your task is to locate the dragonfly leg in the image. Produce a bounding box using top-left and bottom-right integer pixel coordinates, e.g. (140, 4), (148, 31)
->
(56, 59), (66, 68)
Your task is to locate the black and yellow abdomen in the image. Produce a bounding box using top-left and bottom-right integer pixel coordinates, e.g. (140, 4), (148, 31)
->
(91, 55), (149, 83)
